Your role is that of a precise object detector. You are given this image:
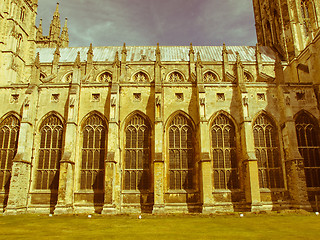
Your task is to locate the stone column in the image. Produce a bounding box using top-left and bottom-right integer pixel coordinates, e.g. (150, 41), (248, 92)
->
(153, 152), (165, 213)
(5, 85), (38, 214)
(54, 53), (81, 214)
(199, 110), (215, 212)
(102, 108), (120, 214)
(102, 86), (120, 214)
(152, 44), (165, 213)
(196, 54), (214, 213)
(240, 115), (262, 211)
(102, 54), (120, 214)
(199, 117), (214, 213)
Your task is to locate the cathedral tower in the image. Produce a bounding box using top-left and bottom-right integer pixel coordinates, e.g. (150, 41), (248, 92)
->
(0, 0), (39, 84)
(252, 0), (320, 61)
(36, 3), (69, 48)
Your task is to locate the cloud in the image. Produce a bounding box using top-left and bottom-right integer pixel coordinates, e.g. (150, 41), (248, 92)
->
(36, 0), (257, 47)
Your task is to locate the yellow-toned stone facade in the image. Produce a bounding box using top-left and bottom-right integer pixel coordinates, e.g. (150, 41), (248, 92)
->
(0, 1), (320, 214)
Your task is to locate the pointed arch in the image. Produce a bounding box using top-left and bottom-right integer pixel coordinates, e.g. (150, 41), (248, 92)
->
(35, 113), (64, 190)
(166, 70), (186, 83)
(80, 112), (107, 190)
(131, 70), (150, 83)
(122, 110), (152, 133)
(165, 110), (196, 132)
(244, 70), (254, 82)
(210, 112), (239, 189)
(96, 70), (112, 82)
(166, 111), (195, 190)
(0, 112), (21, 192)
(203, 70), (220, 82)
(37, 111), (65, 132)
(294, 110), (320, 187)
(61, 71), (73, 83)
(123, 112), (151, 191)
(253, 112), (284, 189)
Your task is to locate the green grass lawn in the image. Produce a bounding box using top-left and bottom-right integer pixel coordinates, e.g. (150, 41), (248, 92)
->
(0, 213), (319, 239)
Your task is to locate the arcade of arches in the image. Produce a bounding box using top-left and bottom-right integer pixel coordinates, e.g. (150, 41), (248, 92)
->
(1, 108), (320, 214)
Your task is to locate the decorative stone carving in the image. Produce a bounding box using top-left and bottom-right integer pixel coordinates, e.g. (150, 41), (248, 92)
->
(243, 96), (248, 106)
(98, 72), (112, 82)
(133, 72), (148, 83)
(168, 72), (184, 82)
(203, 72), (218, 82)
(10, 94), (19, 104)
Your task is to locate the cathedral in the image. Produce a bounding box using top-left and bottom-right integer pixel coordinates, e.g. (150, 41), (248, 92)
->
(0, 0), (320, 215)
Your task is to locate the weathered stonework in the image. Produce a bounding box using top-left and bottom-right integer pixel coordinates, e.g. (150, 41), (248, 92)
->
(0, 1), (320, 215)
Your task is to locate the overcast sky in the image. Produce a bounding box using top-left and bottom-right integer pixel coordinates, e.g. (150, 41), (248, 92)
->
(36, 0), (257, 47)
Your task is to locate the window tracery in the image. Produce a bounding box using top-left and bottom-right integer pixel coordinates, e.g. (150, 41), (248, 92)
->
(0, 115), (20, 192)
(124, 114), (150, 190)
(211, 114), (239, 189)
(168, 72), (184, 83)
(35, 115), (63, 190)
(81, 114), (106, 190)
(295, 112), (320, 187)
(133, 72), (149, 83)
(203, 72), (218, 82)
(168, 114), (194, 190)
(98, 72), (112, 82)
(253, 114), (284, 189)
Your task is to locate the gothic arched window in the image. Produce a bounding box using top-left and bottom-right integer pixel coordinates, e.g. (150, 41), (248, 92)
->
(168, 72), (184, 83)
(295, 112), (320, 187)
(36, 115), (63, 190)
(204, 72), (218, 82)
(98, 72), (112, 82)
(211, 114), (239, 189)
(124, 114), (150, 190)
(81, 114), (106, 190)
(0, 115), (20, 192)
(133, 72), (149, 83)
(168, 114), (194, 190)
(253, 114), (284, 189)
